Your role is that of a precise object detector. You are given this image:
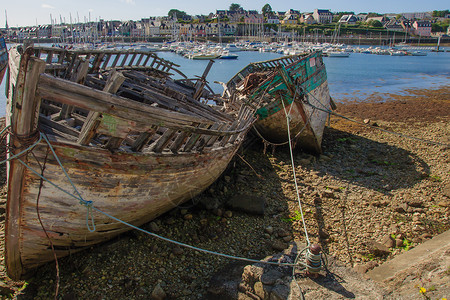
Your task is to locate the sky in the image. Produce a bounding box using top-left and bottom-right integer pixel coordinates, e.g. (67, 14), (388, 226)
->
(1, 0), (449, 27)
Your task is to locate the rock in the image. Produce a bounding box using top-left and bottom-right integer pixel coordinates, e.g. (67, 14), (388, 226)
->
(319, 230), (330, 239)
(420, 233), (432, 240)
(149, 222), (160, 233)
(381, 235), (395, 248)
(172, 246), (183, 255)
(254, 281), (270, 299)
(354, 264), (368, 274)
(151, 283), (166, 300)
(442, 184), (450, 198)
(270, 284), (290, 300)
(437, 201), (449, 207)
(180, 209), (188, 215)
(364, 119), (371, 124)
(299, 158), (311, 165)
(354, 261), (378, 274)
(224, 175), (231, 183)
(395, 239), (404, 248)
(183, 214), (193, 220)
(226, 194), (266, 215)
(407, 200), (424, 208)
(165, 218), (175, 225)
(260, 270), (283, 285)
(394, 203), (409, 213)
(276, 228), (289, 238)
(224, 210), (233, 218)
(368, 241), (390, 256)
(321, 190), (335, 199)
(271, 240), (288, 251)
(265, 226), (274, 235)
(198, 197), (221, 210)
(213, 208), (223, 217)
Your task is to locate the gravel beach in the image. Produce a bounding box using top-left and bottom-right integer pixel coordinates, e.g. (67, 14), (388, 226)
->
(0, 86), (449, 299)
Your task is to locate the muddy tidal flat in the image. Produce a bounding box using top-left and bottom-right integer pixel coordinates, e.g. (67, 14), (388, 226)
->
(0, 87), (449, 299)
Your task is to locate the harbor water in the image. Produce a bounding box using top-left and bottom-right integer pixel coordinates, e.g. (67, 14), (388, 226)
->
(1, 46), (449, 116)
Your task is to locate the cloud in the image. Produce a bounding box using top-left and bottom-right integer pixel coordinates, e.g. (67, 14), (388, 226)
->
(41, 4), (55, 9)
(120, 0), (135, 4)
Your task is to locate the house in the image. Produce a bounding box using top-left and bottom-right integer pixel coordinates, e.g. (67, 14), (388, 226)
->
(281, 14), (298, 25)
(365, 16), (386, 24)
(412, 20), (432, 36)
(300, 14), (315, 24)
(356, 14), (367, 22)
(266, 14), (280, 24)
(384, 19), (404, 32)
(286, 9), (301, 18)
(244, 12), (264, 24)
(402, 12), (432, 20)
(276, 12), (286, 19)
(339, 14), (358, 25)
(313, 9), (333, 24)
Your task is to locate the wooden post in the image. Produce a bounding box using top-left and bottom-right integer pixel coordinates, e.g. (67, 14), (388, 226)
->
(6, 52), (46, 281)
(193, 60), (214, 100)
(77, 69), (126, 145)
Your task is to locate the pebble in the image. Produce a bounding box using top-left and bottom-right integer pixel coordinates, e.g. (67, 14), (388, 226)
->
(223, 210), (233, 218)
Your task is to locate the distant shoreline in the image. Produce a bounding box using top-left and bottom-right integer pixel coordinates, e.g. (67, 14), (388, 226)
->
(6, 36), (450, 47)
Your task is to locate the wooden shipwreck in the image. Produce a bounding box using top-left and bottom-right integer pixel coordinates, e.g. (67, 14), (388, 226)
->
(4, 45), (255, 280)
(225, 51), (333, 153)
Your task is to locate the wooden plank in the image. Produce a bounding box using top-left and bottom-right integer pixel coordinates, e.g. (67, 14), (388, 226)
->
(130, 128), (157, 152)
(77, 70), (126, 145)
(101, 54), (112, 70)
(6, 52), (46, 281)
(37, 74), (215, 126)
(39, 116), (80, 137)
(169, 131), (190, 153)
(151, 129), (176, 153)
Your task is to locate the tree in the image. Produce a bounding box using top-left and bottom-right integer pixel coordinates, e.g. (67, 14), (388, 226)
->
(368, 20), (383, 28)
(367, 12), (382, 18)
(431, 23), (443, 32)
(262, 4), (272, 16)
(168, 9), (187, 20)
(432, 10), (449, 18)
(230, 3), (242, 11)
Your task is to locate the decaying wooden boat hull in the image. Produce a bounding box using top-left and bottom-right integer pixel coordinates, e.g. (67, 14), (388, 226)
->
(226, 51), (332, 153)
(5, 45), (254, 280)
(10, 141), (239, 278)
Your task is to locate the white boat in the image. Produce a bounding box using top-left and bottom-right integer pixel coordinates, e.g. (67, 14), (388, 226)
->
(224, 44), (241, 52)
(191, 53), (220, 60)
(411, 51), (427, 56)
(326, 51), (350, 57)
(219, 50), (238, 59)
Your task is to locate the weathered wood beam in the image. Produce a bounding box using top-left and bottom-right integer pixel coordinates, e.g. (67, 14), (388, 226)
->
(6, 52), (46, 281)
(77, 70), (126, 145)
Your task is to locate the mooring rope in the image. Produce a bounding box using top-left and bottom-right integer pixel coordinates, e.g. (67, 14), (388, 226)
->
(280, 98), (311, 246)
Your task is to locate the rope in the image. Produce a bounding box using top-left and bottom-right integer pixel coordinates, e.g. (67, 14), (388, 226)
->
(304, 91), (450, 147)
(280, 98), (311, 246)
